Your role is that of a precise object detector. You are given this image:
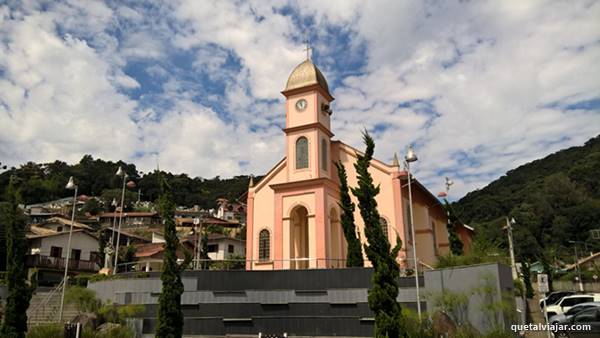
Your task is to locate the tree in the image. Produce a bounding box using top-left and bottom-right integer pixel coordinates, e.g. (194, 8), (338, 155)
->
(335, 161), (363, 267)
(155, 176), (189, 338)
(521, 260), (534, 298)
(443, 201), (464, 256)
(82, 197), (104, 215)
(350, 131), (405, 337)
(0, 178), (35, 338)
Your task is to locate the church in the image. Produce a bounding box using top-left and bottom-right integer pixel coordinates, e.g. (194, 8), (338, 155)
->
(245, 57), (473, 271)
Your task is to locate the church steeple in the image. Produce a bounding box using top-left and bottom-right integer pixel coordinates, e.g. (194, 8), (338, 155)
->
(282, 53), (334, 181)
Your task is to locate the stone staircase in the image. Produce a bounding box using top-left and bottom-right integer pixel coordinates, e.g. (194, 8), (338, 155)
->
(27, 282), (79, 326)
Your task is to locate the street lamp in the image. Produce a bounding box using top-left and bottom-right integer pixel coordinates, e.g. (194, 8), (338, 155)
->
(113, 166), (128, 274)
(59, 176), (78, 323)
(405, 144), (421, 318)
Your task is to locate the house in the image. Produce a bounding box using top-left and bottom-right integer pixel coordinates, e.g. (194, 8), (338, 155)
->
(25, 196), (86, 223)
(93, 211), (161, 228)
(246, 57), (474, 271)
(33, 216), (94, 233)
(132, 241), (196, 272)
(216, 198), (247, 224)
(26, 229), (101, 285)
(206, 233), (245, 260)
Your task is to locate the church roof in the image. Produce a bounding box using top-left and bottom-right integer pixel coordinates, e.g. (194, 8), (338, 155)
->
(284, 59), (331, 96)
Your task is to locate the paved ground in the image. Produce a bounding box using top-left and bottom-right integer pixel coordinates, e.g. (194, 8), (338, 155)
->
(524, 293), (552, 338)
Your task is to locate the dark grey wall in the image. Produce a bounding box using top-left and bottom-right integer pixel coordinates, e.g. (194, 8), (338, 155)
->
(90, 263), (511, 337)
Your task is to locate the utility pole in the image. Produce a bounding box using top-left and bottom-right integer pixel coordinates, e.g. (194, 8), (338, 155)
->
(506, 217), (518, 280)
(568, 240), (584, 291)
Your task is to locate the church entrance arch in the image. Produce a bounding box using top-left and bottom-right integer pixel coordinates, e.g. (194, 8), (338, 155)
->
(290, 205), (309, 269)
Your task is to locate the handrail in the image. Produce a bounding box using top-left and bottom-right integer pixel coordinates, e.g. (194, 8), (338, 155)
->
(30, 278), (65, 324)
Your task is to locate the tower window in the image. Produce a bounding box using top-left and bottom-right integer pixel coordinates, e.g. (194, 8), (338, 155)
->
(259, 229), (270, 261)
(296, 137), (309, 169)
(321, 139), (328, 171)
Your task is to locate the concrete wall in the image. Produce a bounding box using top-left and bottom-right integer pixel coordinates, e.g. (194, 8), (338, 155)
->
(89, 263), (512, 337)
(424, 263), (515, 333)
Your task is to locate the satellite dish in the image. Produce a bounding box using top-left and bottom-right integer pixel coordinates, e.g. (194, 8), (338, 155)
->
(193, 218), (200, 225)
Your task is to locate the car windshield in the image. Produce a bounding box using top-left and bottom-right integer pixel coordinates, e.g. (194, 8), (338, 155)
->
(548, 292), (572, 304)
(561, 297), (594, 307)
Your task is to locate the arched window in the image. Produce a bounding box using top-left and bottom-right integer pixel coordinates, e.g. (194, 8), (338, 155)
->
(321, 139), (328, 171)
(296, 137), (309, 169)
(259, 229), (270, 261)
(380, 217), (388, 240)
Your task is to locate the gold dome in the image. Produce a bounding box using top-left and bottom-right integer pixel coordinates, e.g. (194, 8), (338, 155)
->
(284, 59), (331, 95)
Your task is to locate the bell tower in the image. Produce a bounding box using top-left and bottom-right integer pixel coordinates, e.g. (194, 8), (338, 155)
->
(281, 56), (335, 181)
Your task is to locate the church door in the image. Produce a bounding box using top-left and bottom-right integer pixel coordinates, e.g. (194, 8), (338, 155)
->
(290, 206), (309, 269)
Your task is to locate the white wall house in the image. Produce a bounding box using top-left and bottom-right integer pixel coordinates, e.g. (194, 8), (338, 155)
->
(207, 235), (245, 260)
(28, 230), (100, 262)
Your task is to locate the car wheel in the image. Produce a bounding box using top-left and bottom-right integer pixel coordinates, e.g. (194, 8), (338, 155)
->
(555, 332), (569, 338)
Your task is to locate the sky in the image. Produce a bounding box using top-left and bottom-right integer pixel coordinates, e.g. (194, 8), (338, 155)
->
(1, 0), (599, 200)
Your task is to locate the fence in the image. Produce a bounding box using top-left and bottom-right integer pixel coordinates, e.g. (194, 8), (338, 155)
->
(536, 281), (600, 292)
(116, 257), (428, 273)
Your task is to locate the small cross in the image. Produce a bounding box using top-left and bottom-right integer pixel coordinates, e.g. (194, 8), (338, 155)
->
(303, 32), (312, 60)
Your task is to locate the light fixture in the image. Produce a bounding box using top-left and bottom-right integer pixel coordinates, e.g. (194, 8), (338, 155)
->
(405, 144), (418, 163)
(65, 176), (77, 190)
(115, 166), (125, 177)
(510, 218), (516, 225)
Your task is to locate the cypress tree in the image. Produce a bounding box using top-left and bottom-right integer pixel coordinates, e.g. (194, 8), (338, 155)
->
(0, 178), (35, 338)
(155, 177), (185, 338)
(350, 131), (405, 338)
(443, 201), (464, 256)
(335, 161), (363, 267)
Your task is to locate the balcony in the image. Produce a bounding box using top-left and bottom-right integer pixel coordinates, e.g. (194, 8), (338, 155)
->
(26, 255), (100, 272)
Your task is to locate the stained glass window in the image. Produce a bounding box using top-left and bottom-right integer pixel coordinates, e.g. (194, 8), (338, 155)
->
(259, 229), (270, 261)
(296, 137), (309, 169)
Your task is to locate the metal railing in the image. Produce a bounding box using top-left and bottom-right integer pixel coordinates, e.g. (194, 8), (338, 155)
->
(26, 255), (100, 272)
(115, 257), (428, 273)
(29, 278), (65, 324)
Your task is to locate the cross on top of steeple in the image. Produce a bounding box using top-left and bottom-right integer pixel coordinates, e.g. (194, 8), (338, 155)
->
(303, 32), (312, 60)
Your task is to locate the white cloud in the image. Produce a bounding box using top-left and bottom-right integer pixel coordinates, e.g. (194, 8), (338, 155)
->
(1, 0), (599, 202)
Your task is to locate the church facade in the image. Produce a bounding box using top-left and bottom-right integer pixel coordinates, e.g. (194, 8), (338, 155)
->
(245, 58), (472, 271)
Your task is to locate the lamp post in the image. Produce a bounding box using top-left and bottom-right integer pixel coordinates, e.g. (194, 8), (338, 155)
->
(405, 144), (421, 318)
(110, 198), (118, 245)
(59, 176), (78, 323)
(113, 166), (127, 274)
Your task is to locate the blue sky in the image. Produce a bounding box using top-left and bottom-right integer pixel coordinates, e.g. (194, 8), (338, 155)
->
(1, 0), (599, 199)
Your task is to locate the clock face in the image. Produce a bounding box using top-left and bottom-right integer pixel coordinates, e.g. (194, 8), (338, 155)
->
(295, 98), (307, 111)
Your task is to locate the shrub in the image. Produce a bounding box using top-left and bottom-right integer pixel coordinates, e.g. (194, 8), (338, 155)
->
(26, 324), (62, 338)
(65, 286), (101, 314)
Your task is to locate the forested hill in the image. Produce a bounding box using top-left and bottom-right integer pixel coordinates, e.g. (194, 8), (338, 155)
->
(0, 155), (256, 209)
(453, 135), (600, 256)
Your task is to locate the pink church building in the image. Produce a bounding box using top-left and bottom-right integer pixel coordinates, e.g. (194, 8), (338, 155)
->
(245, 58), (472, 271)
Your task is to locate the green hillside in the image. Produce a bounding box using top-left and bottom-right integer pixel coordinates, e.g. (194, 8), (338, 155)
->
(0, 155), (255, 210)
(454, 135), (600, 261)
